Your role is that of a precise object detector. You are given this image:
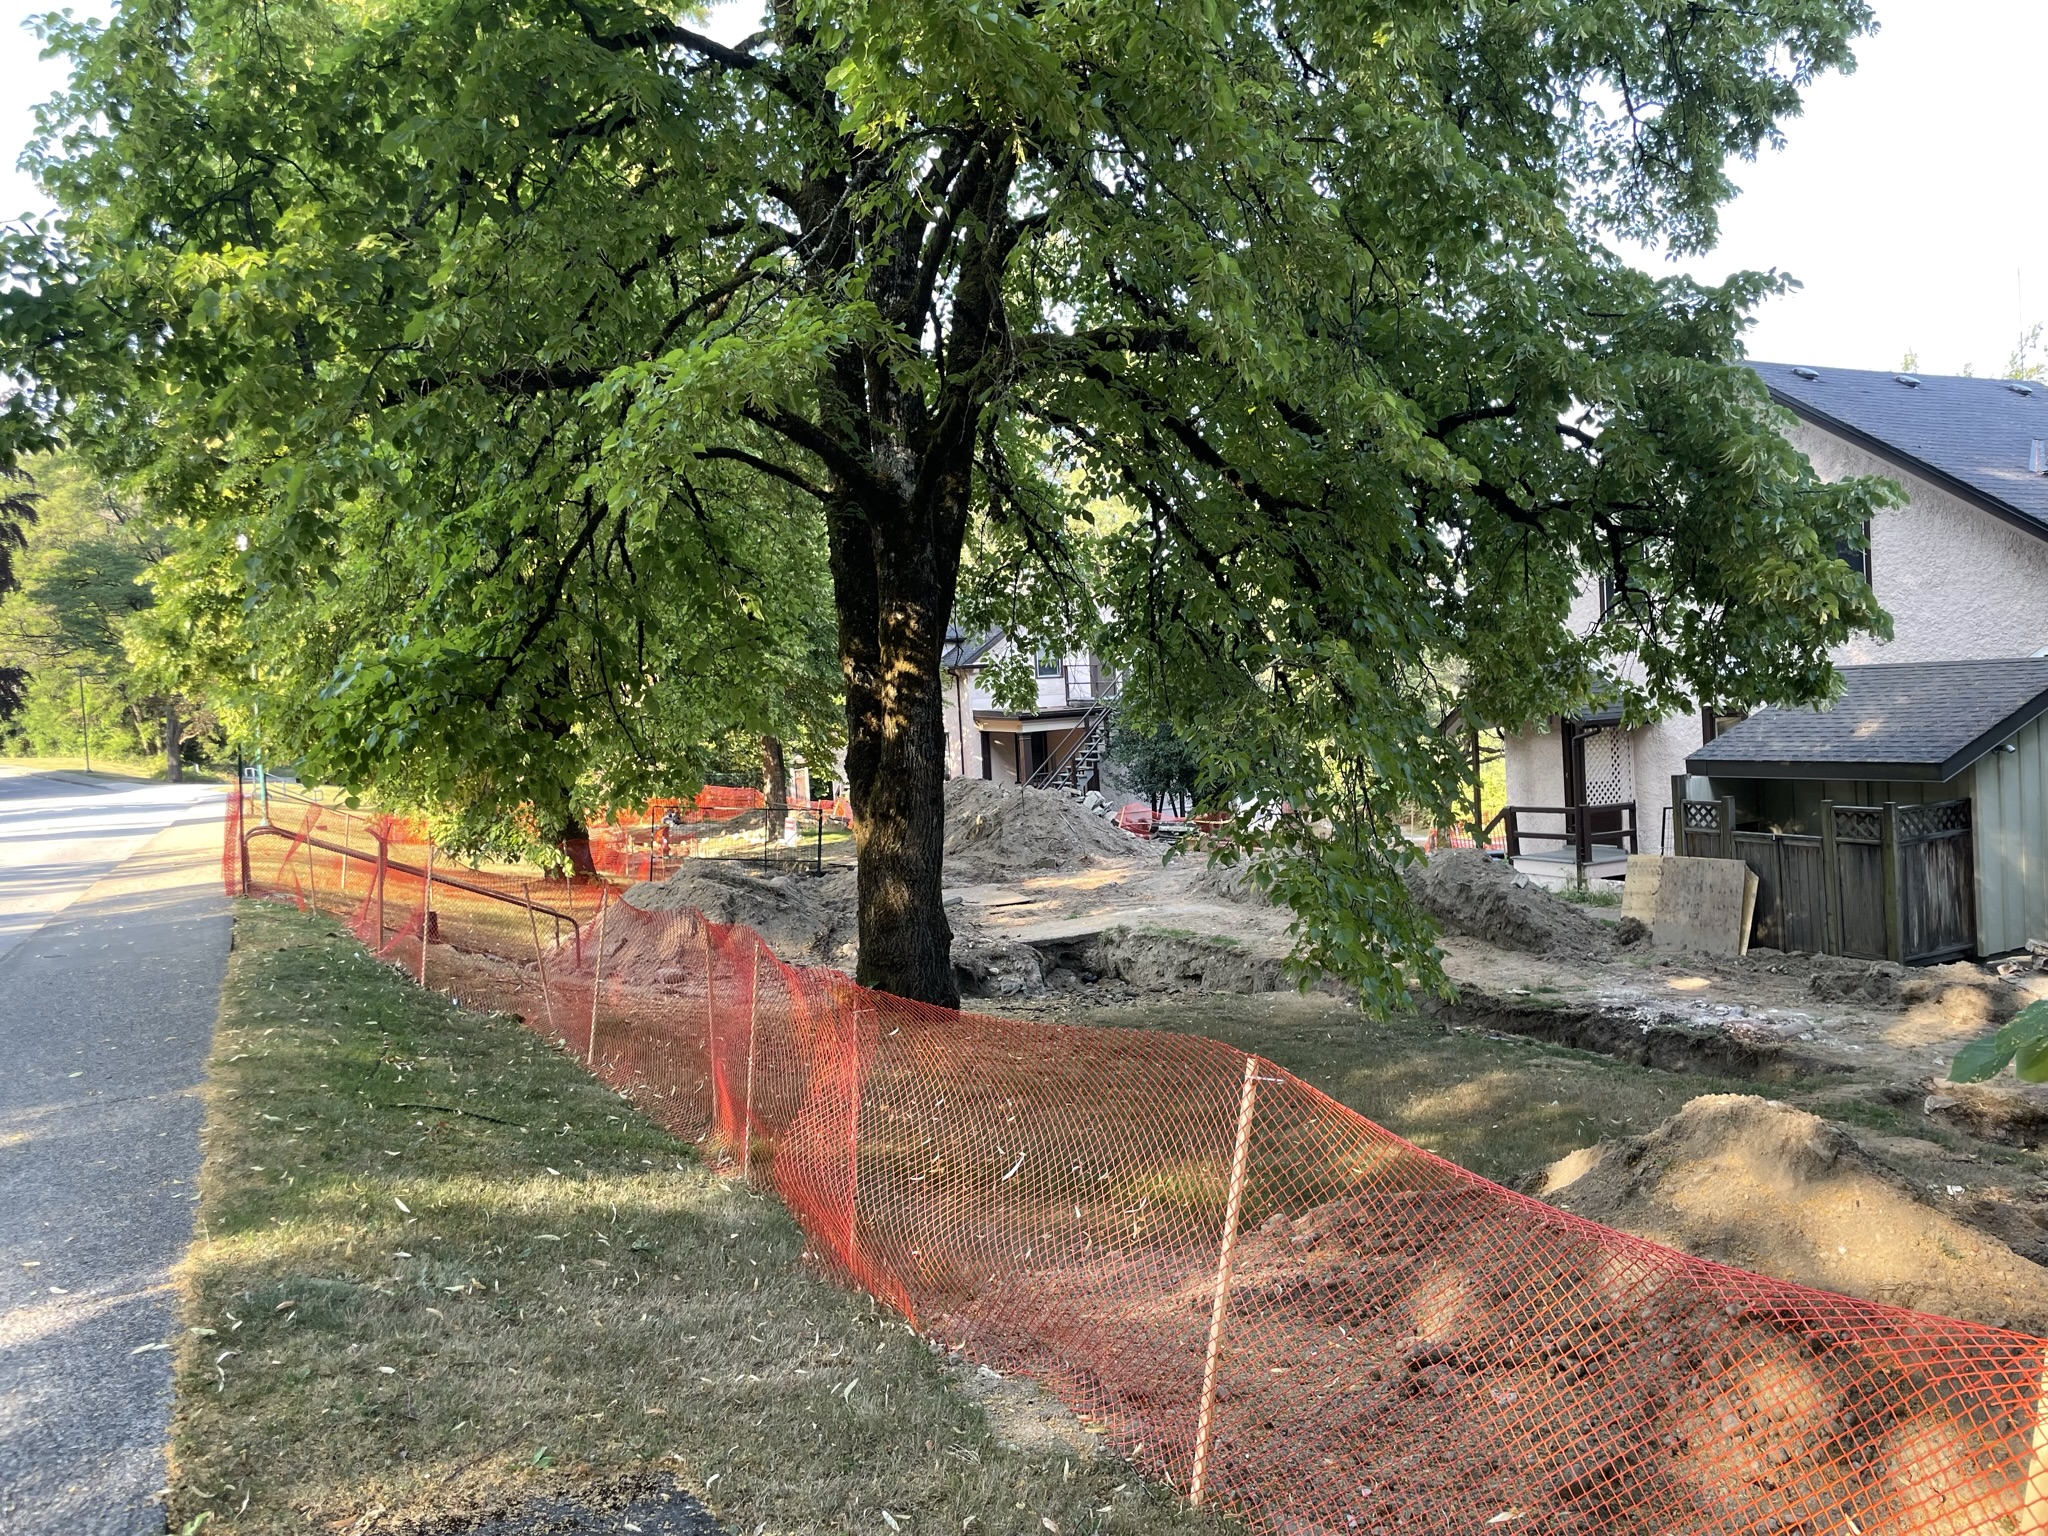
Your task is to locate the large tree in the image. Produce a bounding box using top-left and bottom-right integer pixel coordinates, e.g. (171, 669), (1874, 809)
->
(5, 0), (1892, 1008)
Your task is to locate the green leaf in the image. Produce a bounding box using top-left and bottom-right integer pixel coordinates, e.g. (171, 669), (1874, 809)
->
(1948, 1034), (2015, 1084)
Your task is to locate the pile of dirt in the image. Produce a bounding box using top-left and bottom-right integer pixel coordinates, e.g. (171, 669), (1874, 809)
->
(1402, 847), (1615, 961)
(1187, 855), (1272, 906)
(1535, 1094), (2048, 1334)
(623, 862), (857, 968)
(943, 779), (1141, 884)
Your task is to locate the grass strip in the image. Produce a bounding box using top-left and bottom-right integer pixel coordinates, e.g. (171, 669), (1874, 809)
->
(171, 901), (1240, 1536)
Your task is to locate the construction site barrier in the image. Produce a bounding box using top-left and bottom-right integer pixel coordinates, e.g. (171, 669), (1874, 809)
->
(228, 783), (2048, 1535)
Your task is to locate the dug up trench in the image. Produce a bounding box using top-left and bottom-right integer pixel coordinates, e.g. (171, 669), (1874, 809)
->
(624, 792), (2048, 1339)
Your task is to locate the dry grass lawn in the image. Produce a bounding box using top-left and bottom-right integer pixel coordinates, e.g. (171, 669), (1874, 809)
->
(170, 902), (1241, 1536)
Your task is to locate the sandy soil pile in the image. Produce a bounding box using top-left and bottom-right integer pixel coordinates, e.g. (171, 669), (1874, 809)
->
(1187, 856), (1271, 906)
(1403, 847), (1615, 960)
(623, 861), (858, 968)
(1536, 1094), (2048, 1335)
(942, 779), (1140, 884)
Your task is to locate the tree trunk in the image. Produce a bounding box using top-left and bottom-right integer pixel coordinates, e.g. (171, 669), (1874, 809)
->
(760, 735), (789, 841)
(557, 810), (598, 881)
(164, 700), (182, 784)
(831, 499), (961, 1008)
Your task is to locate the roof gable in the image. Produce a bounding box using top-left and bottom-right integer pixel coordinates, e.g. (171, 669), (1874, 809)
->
(1750, 362), (2048, 543)
(1687, 659), (2048, 782)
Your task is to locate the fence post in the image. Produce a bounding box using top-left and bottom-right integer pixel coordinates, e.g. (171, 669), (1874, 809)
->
(588, 887), (609, 1067)
(703, 921), (719, 1139)
(1820, 800), (1841, 956)
(1719, 796), (1737, 862)
(419, 842), (434, 988)
(1881, 801), (1903, 963)
(1669, 775), (1687, 857)
(742, 944), (761, 1180)
(374, 833), (388, 949)
(524, 881), (561, 1041)
(1190, 1053), (1260, 1509)
(2023, 1356), (2048, 1531)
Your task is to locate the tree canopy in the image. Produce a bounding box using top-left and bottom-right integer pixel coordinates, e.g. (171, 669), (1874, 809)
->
(5, 0), (1895, 1007)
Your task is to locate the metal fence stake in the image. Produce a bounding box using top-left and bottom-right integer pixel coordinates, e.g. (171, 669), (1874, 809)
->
(525, 881), (561, 1040)
(588, 888), (609, 1067)
(1191, 1053), (1260, 1508)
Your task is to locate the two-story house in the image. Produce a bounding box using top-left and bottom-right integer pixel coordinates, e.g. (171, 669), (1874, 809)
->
(941, 629), (1119, 793)
(1501, 364), (2048, 956)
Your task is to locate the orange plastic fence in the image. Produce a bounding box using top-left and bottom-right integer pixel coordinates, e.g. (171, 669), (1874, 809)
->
(230, 784), (2048, 1534)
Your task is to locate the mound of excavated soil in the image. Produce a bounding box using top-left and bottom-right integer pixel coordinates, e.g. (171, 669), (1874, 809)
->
(942, 779), (1141, 884)
(623, 862), (858, 968)
(1536, 1094), (2048, 1334)
(1402, 847), (1613, 960)
(1187, 856), (1271, 906)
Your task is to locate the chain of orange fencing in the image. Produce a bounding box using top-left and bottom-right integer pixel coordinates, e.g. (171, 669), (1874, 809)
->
(229, 783), (2048, 1535)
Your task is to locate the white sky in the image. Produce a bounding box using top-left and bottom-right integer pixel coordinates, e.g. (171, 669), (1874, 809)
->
(3, 0), (2043, 377)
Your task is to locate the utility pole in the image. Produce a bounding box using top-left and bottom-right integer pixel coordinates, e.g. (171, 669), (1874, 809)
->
(77, 672), (91, 773)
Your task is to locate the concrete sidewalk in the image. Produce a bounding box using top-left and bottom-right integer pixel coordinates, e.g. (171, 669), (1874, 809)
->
(0, 811), (229, 1533)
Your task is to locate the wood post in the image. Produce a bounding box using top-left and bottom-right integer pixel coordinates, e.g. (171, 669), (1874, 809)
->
(703, 921), (718, 1135)
(1881, 801), (1904, 963)
(1721, 795), (1739, 862)
(1669, 775), (1687, 857)
(524, 881), (560, 1040)
(419, 843), (434, 988)
(1820, 799), (1842, 957)
(374, 834), (388, 950)
(1191, 1053), (1260, 1509)
(2020, 1357), (2048, 1533)
(742, 945), (761, 1180)
(588, 888), (609, 1067)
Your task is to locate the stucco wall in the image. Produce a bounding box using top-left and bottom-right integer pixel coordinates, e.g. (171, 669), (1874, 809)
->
(1784, 420), (2048, 664)
(1503, 724), (1567, 841)
(1505, 418), (2048, 855)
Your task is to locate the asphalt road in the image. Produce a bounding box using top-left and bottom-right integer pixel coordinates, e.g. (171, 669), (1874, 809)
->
(0, 771), (229, 1534)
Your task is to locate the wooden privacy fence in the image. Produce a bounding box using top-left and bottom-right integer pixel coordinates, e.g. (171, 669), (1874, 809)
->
(1672, 780), (1975, 963)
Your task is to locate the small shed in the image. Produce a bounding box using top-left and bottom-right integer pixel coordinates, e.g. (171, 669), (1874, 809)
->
(1677, 659), (2048, 962)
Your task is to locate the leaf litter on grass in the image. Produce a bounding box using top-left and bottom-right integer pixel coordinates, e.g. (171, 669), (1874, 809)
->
(170, 901), (1242, 1536)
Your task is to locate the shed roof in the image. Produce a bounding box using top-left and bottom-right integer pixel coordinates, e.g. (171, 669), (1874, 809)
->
(1686, 659), (2048, 782)
(1750, 362), (2048, 542)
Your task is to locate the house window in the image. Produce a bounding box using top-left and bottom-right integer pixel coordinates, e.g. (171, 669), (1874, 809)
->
(1836, 522), (1872, 585)
(1035, 656), (1063, 679)
(1598, 573), (1635, 617)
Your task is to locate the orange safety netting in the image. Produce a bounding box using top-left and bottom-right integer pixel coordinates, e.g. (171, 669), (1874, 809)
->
(229, 783), (2048, 1535)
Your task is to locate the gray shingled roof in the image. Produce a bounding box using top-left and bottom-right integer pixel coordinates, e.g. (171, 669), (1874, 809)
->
(1751, 362), (2048, 541)
(941, 627), (1002, 669)
(1687, 659), (2048, 782)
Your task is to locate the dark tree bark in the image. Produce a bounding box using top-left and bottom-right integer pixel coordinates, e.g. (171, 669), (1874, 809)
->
(760, 734), (789, 840)
(771, 115), (1019, 1009)
(164, 700), (182, 784)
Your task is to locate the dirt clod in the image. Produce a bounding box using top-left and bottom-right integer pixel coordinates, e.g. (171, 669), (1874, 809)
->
(1535, 1094), (2048, 1334)
(1403, 849), (1613, 960)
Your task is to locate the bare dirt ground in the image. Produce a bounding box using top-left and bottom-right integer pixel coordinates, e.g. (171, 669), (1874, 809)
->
(623, 804), (2048, 1333)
